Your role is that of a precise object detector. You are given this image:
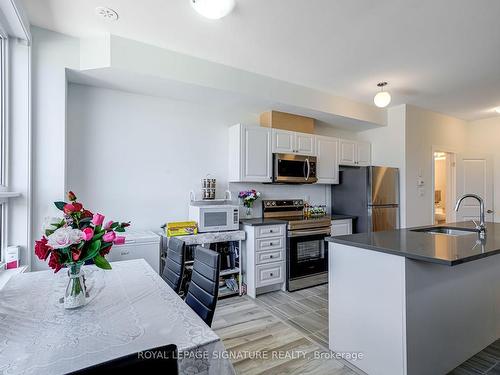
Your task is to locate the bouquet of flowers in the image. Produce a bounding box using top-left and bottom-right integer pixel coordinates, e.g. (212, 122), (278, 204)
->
(35, 191), (130, 273)
(238, 190), (261, 208)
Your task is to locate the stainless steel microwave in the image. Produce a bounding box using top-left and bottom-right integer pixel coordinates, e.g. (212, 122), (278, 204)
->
(273, 153), (318, 184)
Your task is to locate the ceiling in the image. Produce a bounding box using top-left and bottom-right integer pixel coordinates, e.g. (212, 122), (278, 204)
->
(21, 0), (500, 120)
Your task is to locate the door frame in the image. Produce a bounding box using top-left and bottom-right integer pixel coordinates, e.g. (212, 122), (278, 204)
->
(431, 146), (457, 225)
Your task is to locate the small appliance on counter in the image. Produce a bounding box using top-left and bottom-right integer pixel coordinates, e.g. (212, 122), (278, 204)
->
(188, 190), (239, 233)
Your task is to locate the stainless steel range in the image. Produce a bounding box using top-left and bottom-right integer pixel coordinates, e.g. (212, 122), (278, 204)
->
(262, 199), (331, 291)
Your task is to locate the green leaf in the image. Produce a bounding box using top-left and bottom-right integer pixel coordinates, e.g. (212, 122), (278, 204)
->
(115, 227), (125, 233)
(86, 240), (101, 260)
(54, 201), (66, 211)
(111, 222), (119, 229)
(94, 254), (112, 270)
(92, 231), (104, 241)
(79, 217), (92, 224)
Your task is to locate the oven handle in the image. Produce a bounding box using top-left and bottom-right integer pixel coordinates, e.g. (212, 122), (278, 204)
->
(288, 228), (331, 237)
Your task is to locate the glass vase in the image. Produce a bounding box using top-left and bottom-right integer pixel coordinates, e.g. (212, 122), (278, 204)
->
(64, 262), (86, 309)
(245, 206), (252, 218)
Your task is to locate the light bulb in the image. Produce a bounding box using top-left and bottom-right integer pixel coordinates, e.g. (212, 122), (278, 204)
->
(374, 91), (391, 108)
(191, 0), (235, 19)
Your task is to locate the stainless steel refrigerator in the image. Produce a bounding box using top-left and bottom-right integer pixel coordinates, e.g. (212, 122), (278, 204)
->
(331, 166), (400, 233)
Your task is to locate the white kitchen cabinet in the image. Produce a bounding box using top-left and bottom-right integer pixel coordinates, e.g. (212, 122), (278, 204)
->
(331, 219), (353, 236)
(339, 139), (371, 166)
(241, 223), (287, 298)
(228, 124), (272, 183)
(272, 129), (316, 156)
(357, 141), (372, 166)
(316, 136), (339, 184)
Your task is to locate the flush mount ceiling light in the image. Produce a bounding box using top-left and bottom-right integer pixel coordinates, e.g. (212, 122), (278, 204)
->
(373, 82), (392, 108)
(95, 6), (119, 21)
(495, 107), (500, 114)
(190, 0), (235, 19)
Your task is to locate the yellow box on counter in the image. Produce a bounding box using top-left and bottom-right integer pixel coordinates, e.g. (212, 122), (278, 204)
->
(166, 221), (198, 237)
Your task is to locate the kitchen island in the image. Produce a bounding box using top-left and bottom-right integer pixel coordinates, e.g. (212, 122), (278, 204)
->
(326, 222), (500, 375)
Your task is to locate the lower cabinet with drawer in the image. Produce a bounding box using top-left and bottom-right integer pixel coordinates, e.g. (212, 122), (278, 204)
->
(241, 223), (287, 298)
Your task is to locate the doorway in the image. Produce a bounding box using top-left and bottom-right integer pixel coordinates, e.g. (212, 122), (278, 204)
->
(433, 151), (456, 224)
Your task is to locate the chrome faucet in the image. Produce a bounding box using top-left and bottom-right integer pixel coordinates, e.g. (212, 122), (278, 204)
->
(455, 194), (486, 235)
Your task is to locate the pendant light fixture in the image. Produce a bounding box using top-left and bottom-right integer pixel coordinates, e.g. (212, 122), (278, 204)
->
(495, 107), (500, 114)
(190, 0), (236, 19)
(374, 82), (391, 108)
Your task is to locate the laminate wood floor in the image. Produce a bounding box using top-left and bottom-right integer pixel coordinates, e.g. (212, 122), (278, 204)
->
(212, 294), (358, 375)
(214, 285), (500, 375)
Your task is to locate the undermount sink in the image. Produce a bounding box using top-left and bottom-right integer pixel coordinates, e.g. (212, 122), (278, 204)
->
(411, 226), (479, 236)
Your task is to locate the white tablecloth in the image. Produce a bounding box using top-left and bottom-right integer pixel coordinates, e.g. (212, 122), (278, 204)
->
(0, 259), (235, 375)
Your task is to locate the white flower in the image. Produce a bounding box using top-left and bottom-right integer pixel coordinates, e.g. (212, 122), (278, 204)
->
(43, 216), (62, 232)
(47, 227), (84, 249)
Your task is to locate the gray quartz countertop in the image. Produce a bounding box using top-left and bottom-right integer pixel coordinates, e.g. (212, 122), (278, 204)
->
(240, 218), (288, 226)
(326, 222), (500, 266)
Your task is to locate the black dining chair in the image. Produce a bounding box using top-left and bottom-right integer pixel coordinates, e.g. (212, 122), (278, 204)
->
(161, 237), (186, 294)
(68, 344), (178, 374)
(185, 246), (220, 327)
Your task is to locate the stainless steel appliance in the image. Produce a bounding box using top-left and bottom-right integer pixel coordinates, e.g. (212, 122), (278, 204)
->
(263, 199), (330, 291)
(273, 154), (318, 184)
(331, 166), (400, 233)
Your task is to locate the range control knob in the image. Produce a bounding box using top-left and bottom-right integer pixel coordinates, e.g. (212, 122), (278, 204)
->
(272, 201), (276, 206)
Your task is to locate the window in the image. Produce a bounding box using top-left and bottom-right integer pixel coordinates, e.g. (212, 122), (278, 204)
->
(0, 34), (7, 267)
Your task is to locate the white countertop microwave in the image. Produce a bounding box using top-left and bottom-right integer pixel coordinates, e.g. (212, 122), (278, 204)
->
(189, 204), (240, 232)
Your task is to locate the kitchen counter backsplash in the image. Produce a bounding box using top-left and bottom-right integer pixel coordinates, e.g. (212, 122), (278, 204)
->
(228, 182), (331, 218)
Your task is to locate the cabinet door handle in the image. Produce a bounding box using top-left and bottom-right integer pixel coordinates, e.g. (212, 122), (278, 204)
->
(269, 229), (273, 233)
(270, 273), (273, 276)
(269, 255), (274, 259)
(269, 242), (273, 246)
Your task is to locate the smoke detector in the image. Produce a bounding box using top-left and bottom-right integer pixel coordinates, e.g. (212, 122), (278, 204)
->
(95, 7), (119, 21)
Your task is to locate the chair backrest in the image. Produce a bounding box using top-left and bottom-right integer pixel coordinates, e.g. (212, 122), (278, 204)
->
(161, 237), (185, 294)
(68, 344), (178, 374)
(185, 246), (220, 327)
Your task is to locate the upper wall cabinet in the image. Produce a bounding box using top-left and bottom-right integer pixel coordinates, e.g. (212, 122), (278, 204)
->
(339, 140), (371, 167)
(272, 130), (315, 156)
(229, 124), (272, 183)
(316, 136), (339, 184)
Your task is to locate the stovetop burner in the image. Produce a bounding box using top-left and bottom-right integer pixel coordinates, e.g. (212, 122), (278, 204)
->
(262, 199), (331, 230)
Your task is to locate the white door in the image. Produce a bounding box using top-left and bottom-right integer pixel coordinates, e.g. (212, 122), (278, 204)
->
(339, 140), (357, 166)
(357, 142), (372, 166)
(272, 130), (295, 153)
(295, 133), (316, 155)
(242, 127), (272, 182)
(455, 154), (494, 222)
(316, 136), (339, 184)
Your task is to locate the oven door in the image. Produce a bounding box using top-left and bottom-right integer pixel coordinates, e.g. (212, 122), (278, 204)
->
(287, 228), (329, 280)
(274, 153), (317, 184)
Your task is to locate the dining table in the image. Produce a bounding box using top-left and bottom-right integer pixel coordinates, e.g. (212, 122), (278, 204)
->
(0, 259), (235, 375)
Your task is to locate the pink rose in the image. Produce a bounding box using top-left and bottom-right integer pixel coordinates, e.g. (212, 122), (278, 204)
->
(113, 236), (126, 245)
(92, 213), (105, 226)
(102, 231), (116, 243)
(104, 220), (114, 230)
(82, 227), (94, 241)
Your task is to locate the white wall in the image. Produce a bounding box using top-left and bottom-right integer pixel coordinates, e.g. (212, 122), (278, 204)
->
(31, 27), (80, 270)
(405, 105), (468, 227)
(465, 117), (500, 222)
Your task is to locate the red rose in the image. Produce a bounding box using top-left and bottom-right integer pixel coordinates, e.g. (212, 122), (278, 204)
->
(72, 202), (83, 212)
(82, 209), (93, 218)
(101, 245), (112, 256)
(35, 237), (51, 260)
(63, 203), (76, 215)
(67, 191), (77, 202)
(48, 252), (62, 273)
